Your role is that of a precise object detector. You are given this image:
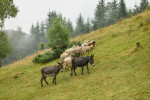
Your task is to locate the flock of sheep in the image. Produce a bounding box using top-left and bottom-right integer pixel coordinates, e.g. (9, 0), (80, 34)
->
(60, 40), (96, 70)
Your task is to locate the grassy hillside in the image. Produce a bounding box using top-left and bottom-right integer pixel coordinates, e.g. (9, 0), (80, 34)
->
(0, 10), (150, 100)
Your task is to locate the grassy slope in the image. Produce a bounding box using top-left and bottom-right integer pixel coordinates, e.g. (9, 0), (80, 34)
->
(0, 11), (150, 100)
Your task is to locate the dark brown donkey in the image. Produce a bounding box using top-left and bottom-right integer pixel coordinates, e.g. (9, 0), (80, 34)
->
(41, 62), (64, 87)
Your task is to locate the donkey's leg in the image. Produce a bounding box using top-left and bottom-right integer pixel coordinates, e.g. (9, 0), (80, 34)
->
(54, 75), (57, 84)
(70, 67), (73, 76)
(52, 75), (55, 84)
(74, 67), (77, 76)
(44, 77), (48, 85)
(86, 64), (89, 74)
(41, 74), (46, 87)
(41, 77), (44, 87)
(81, 66), (84, 75)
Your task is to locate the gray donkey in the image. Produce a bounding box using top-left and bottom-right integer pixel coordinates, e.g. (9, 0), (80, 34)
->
(41, 62), (64, 87)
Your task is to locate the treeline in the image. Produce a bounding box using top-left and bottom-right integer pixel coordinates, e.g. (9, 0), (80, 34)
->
(72, 0), (150, 37)
(30, 0), (150, 38)
(2, 0), (150, 66)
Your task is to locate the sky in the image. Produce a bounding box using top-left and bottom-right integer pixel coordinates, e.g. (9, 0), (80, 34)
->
(4, 0), (143, 34)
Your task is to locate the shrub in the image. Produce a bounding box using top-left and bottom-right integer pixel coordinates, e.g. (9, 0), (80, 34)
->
(32, 51), (55, 63)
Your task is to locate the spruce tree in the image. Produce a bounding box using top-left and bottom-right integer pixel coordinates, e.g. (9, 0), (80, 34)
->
(133, 3), (140, 15)
(40, 20), (46, 42)
(47, 14), (70, 50)
(118, 0), (127, 19)
(139, 0), (149, 12)
(67, 19), (74, 36)
(45, 10), (57, 33)
(85, 17), (92, 33)
(111, 0), (119, 23)
(74, 14), (86, 37)
(93, 0), (106, 29)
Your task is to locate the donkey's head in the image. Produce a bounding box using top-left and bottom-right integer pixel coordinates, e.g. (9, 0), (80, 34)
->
(89, 54), (95, 66)
(57, 62), (64, 72)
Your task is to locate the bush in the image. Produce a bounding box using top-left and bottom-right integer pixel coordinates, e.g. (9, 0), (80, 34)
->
(32, 51), (55, 63)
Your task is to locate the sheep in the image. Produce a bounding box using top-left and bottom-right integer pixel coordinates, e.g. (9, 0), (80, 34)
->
(63, 55), (74, 71)
(73, 47), (84, 56)
(88, 40), (96, 47)
(65, 48), (76, 56)
(60, 52), (69, 62)
(82, 45), (93, 55)
(81, 40), (89, 47)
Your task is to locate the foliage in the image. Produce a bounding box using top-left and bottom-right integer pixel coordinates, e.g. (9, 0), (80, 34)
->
(47, 14), (70, 50)
(0, 31), (12, 67)
(93, 0), (106, 30)
(45, 10), (58, 33)
(32, 51), (55, 63)
(85, 17), (92, 33)
(139, 0), (149, 12)
(67, 19), (74, 37)
(0, 0), (18, 28)
(73, 14), (86, 37)
(118, 0), (128, 19)
(40, 42), (45, 51)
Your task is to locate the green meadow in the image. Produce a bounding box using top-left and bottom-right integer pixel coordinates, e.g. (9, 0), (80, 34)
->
(0, 10), (150, 100)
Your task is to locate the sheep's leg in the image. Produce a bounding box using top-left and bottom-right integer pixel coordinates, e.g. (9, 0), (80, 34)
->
(82, 66), (84, 75)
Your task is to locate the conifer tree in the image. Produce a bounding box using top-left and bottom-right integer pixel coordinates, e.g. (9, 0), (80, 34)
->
(85, 17), (92, 33)
(67, 19), (74, 36)
(74, 14), (86, 37)
(93, 0), (106, 29)
(118, 0), (128, 19)
(45, 10), (57, 33)
(40, 20), (46, 42)
(133, 3), (140, 15)
(47, 14), (70, 50)
(139, 0), (149, 12)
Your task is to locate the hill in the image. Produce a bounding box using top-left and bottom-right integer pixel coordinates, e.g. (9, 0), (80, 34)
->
(0, 10), (150, 100)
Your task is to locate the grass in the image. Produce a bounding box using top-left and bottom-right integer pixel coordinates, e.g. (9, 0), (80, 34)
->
(0, 10), (150, 100)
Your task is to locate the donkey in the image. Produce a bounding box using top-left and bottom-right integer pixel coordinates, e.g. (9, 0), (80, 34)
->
(71, 54), (95, 76)
(40, 62), (64, 87)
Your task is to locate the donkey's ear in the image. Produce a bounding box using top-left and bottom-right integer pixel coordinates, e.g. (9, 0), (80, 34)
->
(57, 62), (60, 64)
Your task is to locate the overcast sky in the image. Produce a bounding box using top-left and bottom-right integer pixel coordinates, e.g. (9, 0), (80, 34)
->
(4, 0), (144, 34)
